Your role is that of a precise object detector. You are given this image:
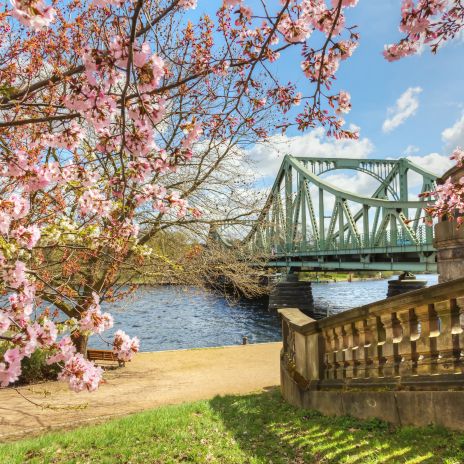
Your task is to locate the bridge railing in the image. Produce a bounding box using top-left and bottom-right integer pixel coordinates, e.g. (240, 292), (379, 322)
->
(279, 276), (464, 390)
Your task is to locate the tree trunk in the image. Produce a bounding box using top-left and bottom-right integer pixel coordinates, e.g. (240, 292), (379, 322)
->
(73, 332), (89, 357)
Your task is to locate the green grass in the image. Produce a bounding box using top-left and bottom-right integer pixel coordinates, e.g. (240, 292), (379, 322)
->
(2, 389), (464, 463)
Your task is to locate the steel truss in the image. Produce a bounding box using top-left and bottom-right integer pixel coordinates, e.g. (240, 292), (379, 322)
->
(246, 156), (438, 272)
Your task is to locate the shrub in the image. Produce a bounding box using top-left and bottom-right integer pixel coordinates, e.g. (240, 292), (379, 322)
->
(17, 349), (61, 385)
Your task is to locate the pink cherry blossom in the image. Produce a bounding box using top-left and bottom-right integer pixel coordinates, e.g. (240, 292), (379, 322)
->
(79, 293), (114, 334)
(336, 90), (351, 114)
(179, 0), (197, 9)
(0, 212), (11, 234)
(383, 40), (418, 62)
(0, 312), (11, 335)
(8, 281), (36, 319)
(11, 225), (41, 250)
(45, 121), (84, 151)
(58, 353), (103, 392)
(79, 189), (112, 218)
(10, 0), (56, 31)
(3, 261), (28, 289)
(47, 336), (77, 365)
(113, 330), (140, 362)
(451, 147), (464, 166)
(223, 0), (242, 8)
(0, 348), (23, 387)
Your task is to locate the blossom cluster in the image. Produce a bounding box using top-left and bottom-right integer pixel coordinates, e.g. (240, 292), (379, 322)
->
(113, 330), (140, 362)
(425, 148), (464, 227)
(384, 0), (463, 61)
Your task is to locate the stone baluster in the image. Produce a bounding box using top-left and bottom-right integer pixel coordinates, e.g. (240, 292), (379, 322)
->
(392, 313), (403, 377)
(345, 322), (359, 379)
(354, 319), (370, 378)
(324, 329), (335, 380)
(379, 313), (396, 378)
(415, 304), (439, 376)
(397, 308), (417, 377)
(434, 300), (455, 375)
(449, 298), (463, 374)
(333, 326), (345, 379)
(366, 315), (383, 378)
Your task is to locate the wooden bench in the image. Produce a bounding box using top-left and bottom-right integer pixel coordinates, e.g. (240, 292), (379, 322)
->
(87, 349), (125, 367)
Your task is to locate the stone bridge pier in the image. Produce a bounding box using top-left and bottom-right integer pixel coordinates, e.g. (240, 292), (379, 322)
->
(268, 272), (316, 318)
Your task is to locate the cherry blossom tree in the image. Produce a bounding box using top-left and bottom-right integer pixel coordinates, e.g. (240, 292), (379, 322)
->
(0, 0), (361, 392)
(1, 0), (462, 394)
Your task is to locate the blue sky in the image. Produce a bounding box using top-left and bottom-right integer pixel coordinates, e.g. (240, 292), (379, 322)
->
(189, 1), (464, 186)
(336, 0), (464, 159)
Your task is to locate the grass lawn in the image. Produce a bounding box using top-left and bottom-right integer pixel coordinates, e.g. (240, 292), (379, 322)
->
(2, 389), (464, 464)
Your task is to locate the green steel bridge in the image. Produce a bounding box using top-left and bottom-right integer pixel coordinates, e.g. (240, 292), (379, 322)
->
(243, 156), (439, 273)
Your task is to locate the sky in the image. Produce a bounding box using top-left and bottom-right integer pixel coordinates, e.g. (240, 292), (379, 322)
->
(189, 1), (464, 195)
(242, 1), (464, 188)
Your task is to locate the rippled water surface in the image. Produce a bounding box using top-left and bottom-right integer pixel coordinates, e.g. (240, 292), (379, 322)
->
(94, 275), (439, 352)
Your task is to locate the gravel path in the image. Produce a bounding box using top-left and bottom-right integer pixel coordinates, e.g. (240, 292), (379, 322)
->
(0, 342), (281, 442)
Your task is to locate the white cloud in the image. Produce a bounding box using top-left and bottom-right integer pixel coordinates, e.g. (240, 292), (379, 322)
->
(442, 112), (464, 149)
(246, 127), (374, 180)
(321, 171), (379, 197)
(404, 144), (419, 156)
(406, 152), (455, 199)
(382, 87), (422, 133)
(407, 152), (454, 178)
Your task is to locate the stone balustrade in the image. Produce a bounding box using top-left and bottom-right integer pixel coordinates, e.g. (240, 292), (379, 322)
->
(280, 276), (464, 391)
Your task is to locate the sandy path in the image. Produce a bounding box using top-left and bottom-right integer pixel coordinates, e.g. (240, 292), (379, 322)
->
(0, 342), (281, 442)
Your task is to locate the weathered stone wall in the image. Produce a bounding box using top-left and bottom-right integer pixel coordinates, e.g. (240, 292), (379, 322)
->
(434, 164), (464, 283)
(281, 365), (464, 430)
(435, 221), (464, 282)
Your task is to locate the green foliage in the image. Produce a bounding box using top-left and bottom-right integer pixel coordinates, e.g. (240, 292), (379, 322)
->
(17, 349), (60, 385)
(2, 389), (464, 463)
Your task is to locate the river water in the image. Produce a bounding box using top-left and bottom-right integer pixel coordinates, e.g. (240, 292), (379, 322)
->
(94, 275), (439, 352)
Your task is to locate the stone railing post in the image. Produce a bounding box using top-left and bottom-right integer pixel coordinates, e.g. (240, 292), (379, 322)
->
(354, 319), (370, 378)
(333, 326), (345, 379)
(323, 329), (334, 380)
(278, 308), (324, 385)
(343, 322), (358, 379)
(379, 313), (396, 378)
(366, 315), (382, 378)
(396, 308), (417, 377)
(435, 300), (456, 375)
(415, 304), (439, 376)
(434, 164), (464, 283)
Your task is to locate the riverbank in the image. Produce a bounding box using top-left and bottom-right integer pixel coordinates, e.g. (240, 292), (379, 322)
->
(0, 343), (281, 442)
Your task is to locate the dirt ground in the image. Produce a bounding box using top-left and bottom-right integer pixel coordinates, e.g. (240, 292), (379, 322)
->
(0, 342), (281, 442)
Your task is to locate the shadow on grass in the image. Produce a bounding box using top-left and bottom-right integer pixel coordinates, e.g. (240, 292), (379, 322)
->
(209, 388), (464, 464)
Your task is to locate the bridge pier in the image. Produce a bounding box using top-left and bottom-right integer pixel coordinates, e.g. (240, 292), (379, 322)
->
(268, 273), (316, 317)
(387, 272), (427, 298)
